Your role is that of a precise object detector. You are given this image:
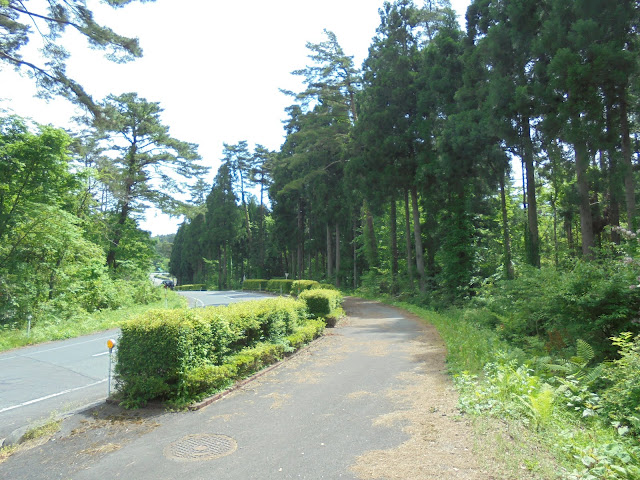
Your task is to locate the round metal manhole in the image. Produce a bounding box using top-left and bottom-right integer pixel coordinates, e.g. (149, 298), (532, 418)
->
(164, 434), (237, 461)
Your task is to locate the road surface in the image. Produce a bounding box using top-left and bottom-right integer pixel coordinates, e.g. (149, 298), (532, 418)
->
(0, 298), (487, 480)
(0, 330), (119, 444)
(0, 290), (274, 446)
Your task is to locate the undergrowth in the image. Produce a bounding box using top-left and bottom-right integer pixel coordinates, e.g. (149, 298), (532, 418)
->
(399, 301), (640, 480)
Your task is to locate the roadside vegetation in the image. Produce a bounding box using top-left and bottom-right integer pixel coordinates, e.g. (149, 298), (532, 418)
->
(114, 290), (341, 408)
(0, 289), (186, 353)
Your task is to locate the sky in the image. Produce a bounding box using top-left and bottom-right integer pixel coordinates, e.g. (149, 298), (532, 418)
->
(1, 0), (471, 236)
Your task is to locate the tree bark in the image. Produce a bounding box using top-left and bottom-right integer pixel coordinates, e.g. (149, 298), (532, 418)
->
(326, 222), (333, 279)
(335, 224), (341, 288)
(353, 217), (358, 290)
(621, 90), (637, 230)
(499, 170), (514, 279)
(390, 197), (398, 291)
(404, 188), (413, 287)
(411, 186), (426, 293)
(364, 201), (378, 268)
(575, 141), (595, 258)
(522, 115), (540, 267)
(297, 199), (304, 279)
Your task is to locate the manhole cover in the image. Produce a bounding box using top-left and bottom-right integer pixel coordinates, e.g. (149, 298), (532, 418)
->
(164, 434), (237, 461)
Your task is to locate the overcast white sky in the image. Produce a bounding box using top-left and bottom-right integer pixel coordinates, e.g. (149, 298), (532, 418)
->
(1, 0), (470, 235)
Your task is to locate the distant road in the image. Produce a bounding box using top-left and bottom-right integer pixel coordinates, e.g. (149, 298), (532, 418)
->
(177, 289), (275, 308)
(0, 290), (274, 445)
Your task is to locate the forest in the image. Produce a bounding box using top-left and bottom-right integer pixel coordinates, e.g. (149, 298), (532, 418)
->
(2, 0), (640, 477)
(171, 0), (640, 353)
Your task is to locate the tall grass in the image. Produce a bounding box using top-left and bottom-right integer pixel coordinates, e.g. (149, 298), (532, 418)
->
(392, 301), (521, 374)
(389, 300), (640, 479)
(0, 292), (187, 353)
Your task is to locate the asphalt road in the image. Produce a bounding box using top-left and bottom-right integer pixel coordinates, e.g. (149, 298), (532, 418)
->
(177, 290), (275, 308)
(0, 298), (478, 480)
(0, 290), (274, 446)
(0, 330), (119, 443)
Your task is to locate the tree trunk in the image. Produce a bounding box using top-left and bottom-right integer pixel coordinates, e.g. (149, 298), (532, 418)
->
(326, 223), (333, 279)
(106, 202), (130, 269)
(499, 170), (514, 279)
(522, 115), (540, 267)
(575, 142), (595, 258)
(218, 247), (223, 290)
(297, 199), (304, 280)
(404, 188), (413, 287)
(411, 186), (426, 293)
(621, 90), (637, 230)
(390, 197), (398, 291)
(335, 224), (341, 288)
(353, 217), (358, 290)
(364, 201), (378, 268)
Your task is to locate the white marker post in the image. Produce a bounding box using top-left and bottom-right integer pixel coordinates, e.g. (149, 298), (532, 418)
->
(107, 339), (116, 397)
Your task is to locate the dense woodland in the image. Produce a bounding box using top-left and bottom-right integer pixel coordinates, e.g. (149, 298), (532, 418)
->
(171, 0), (640, 350)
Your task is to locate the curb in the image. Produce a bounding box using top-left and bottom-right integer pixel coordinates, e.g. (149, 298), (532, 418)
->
(188, 335), (328, 411)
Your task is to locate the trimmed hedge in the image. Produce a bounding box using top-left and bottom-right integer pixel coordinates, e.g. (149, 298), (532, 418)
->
(266, 279), (294, 294)
(115, 297), (318, 407)
(298, 289), (343, 319)
(314, 283), (337, 290)
(242, 278), (338, 295)
(291, 280), (319, 295)
(175, 284), (206, 291)
(242, 279), (268, 291)
(182, 320), (325, 398)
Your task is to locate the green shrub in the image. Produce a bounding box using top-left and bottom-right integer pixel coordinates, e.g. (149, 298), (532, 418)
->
(183, 363), (237, 397)
(115, 309), (211, 407)
(286, 319), (325, 349)
(475, 262), (640, 358)
(298, 289), (343, 319)
(116, 297), (310, 406)
(313, 283), (337, 290)
(242, 279), (269, 291)
(601, 333), (640, 437)
(291, 280), (319, 295)
(266, 279), (294, 294)
(175, 284), (206, 291)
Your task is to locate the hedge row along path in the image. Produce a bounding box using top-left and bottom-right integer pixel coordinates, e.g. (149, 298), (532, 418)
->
(1, 298), (510, 479)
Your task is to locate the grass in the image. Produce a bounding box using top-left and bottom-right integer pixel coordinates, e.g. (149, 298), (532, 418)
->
(0, 415), (63, 464)
(0, 291), (187, 353)
(20, 417), (63, 442)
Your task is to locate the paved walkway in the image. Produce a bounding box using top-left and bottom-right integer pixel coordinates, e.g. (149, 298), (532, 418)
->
(0, 298), (487, 480)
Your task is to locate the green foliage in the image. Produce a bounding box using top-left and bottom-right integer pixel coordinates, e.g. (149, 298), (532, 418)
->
(291, 280), (320, 295)
(115, 297), (312, 406)
(601, 333), (640, 437)
(298, 288), (343, 319)
(0, 1), (151, 113)
(115, 309), (208, 407)
(397, 302), (518, 375)
(265, 279), (294, 294)
(403, 300), (640, 479)
(0, 292), (186, 353)
(475, 262), (640, 357)
(242, 279), (268, 291)
(174, 284), (206, 291)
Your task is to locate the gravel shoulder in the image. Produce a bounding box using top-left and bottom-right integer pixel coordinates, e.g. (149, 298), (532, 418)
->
(0, 297), (513, 480)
